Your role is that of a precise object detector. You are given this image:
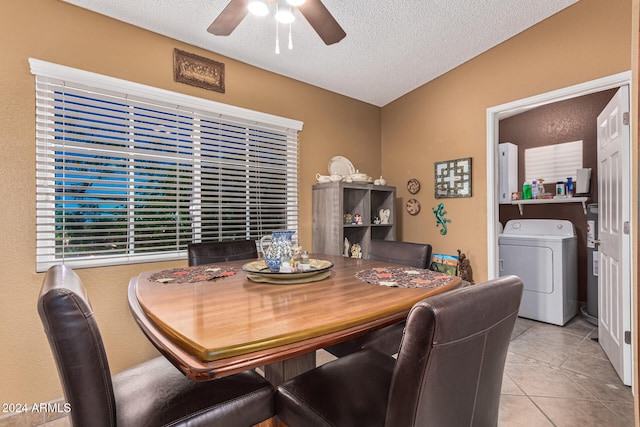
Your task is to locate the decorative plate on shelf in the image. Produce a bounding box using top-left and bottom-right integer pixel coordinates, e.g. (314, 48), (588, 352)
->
(406, 198), (421, 215)
(407, 178), (421, 194)
(328, 156), (355, 177)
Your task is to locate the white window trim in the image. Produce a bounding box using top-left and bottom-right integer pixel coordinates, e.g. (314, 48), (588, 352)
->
(29, 59), (303, 133)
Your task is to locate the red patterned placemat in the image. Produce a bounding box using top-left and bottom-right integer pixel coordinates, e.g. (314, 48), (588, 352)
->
(149, 265), (237, 284)
(355, 267), (454, 288)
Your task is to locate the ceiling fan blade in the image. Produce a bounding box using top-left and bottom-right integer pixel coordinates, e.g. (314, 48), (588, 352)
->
(207, 0), (249, 36)
(297, 0), (346, 45)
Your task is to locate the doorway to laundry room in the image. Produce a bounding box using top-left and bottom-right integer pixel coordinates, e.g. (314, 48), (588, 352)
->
(485, 71), (633, 387)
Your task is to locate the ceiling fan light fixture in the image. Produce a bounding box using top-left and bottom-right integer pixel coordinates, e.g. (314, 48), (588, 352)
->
(275, 8), (295, 24)
(247, 0), (269, 17)
(209, 0), (345, 46)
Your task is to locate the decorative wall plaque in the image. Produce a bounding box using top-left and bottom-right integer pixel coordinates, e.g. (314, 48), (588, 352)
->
(406, 198), (421, 215)
(173, 48), (225, 93)
(434, 157), (472, 198)
(407, 178), (421, 194)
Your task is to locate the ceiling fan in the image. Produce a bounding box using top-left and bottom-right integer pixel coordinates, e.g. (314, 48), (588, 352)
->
(207, 0), (346, 45)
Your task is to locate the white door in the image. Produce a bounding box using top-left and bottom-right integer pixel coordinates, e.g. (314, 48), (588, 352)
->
(597, 85), (632, 385)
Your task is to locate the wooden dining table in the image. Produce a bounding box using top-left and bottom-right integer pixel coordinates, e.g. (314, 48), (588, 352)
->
(128, 253), (461, 385)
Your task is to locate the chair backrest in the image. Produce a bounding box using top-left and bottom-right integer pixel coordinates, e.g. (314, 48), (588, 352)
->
(37, 265), (116, 427)
(367, 239), (432, 269)
(386, 275), (523, 427)
(187, 240), (258, 266)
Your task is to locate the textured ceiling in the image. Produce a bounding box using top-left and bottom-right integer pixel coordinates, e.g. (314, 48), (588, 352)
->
(61, 0), (578, 107)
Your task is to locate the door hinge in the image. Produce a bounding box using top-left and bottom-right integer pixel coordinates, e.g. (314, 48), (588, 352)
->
(623, 112), (630, 125)
(625, 330), (631, 344)
(624, 221), (630, 235)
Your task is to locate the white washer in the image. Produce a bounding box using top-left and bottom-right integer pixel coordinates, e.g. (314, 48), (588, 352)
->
(499, 219), (578, 326)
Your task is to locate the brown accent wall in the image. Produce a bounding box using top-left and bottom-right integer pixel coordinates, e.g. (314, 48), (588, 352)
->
(381, 0), (632, 284)
(498, 89), (617, 302)
(1, 0), (380, 404)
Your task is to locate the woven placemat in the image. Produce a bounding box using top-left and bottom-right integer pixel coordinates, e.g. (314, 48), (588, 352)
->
(149, 265), (237, 284)
(355, 267), (454, 288)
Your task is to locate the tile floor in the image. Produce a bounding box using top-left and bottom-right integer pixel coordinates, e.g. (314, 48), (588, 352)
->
(26, 315), (635, 427)
(498, 316), (634, 426)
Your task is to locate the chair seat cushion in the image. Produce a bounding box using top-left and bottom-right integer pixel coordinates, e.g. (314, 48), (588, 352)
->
(114, 357), (274, 427)
(277, 350), (394, 427)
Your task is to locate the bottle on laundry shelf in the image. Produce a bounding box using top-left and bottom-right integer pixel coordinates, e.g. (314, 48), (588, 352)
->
(566, 177), (574, 197)
(531, 180), (538, 199)
(522, 181), (532, 200)
(537, 179), (545, 197)
(556, 181), (565, 197)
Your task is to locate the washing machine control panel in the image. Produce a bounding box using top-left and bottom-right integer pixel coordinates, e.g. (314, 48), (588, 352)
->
(502, 219), (575, 237)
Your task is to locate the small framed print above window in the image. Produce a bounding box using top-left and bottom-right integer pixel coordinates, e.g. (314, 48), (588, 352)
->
(434, 157), (472, 198)
(173, 48), (225, 93)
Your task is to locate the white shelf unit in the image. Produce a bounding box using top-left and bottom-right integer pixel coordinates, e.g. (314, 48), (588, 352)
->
(511, 197), (590, 215)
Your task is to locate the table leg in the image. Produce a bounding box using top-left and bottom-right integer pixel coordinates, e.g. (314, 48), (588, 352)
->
(260, 352), (315, 427)
(264, 351), (316, 385)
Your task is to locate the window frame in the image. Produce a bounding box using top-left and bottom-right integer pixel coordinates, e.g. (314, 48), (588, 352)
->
(30, 58), (303, 272)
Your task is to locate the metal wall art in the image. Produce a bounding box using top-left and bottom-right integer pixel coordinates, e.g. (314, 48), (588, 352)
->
(434, 157), (472, 198)
(432, 202), (451, 235)
(173, 48), (225, 93)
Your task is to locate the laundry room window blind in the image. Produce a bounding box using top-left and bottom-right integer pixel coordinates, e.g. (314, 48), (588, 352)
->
(30, 59), (303, 272)
(524, 140), (583, 183)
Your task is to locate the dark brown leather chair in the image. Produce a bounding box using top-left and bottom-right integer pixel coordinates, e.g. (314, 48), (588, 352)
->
(187, 240), (258, 266)
(367, 239), (432, 269)
(277, 275), (523, 427)
(325, 239), (433, 357)
(38, 265), (275, 427)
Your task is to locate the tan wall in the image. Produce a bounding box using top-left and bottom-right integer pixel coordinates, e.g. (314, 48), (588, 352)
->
(0, 0), (380, 404)
(381, 0), (633, 282)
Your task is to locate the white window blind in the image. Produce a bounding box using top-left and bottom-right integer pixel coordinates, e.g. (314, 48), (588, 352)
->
(524, 140), (583, 183)
(31, 59), (303, 272)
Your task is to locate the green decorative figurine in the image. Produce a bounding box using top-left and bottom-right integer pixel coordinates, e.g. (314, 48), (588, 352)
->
(432, 202), (451, 235)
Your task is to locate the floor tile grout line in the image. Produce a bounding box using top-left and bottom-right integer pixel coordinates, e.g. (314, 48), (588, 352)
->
(599, 399), (637, 423)
(526, 394), (558, 427)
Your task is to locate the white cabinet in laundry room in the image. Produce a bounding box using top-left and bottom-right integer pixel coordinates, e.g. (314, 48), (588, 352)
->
(499, 142), (518, 204)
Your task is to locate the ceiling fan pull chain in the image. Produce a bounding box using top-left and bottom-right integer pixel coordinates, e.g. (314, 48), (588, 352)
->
(288, 23), (293, 50)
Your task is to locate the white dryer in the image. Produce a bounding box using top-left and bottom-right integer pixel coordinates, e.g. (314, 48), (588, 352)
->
(499, 219), (578, 326)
